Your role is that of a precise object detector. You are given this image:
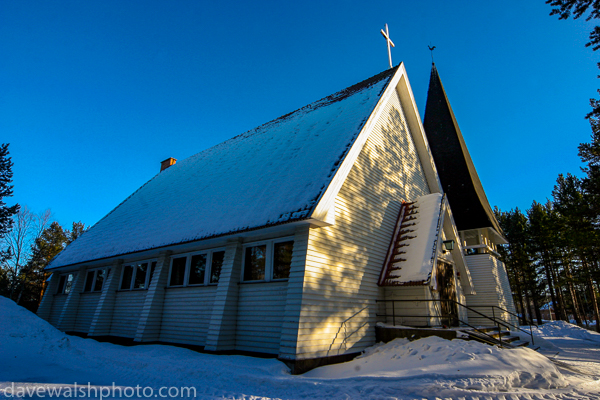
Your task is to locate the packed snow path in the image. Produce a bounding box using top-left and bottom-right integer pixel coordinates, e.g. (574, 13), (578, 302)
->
(1, 297), (599, 399)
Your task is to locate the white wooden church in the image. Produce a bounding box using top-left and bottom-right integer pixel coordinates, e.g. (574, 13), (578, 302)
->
(38, 62), (517, 373)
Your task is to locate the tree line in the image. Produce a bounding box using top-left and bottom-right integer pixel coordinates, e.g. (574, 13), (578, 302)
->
(494, 1), (600, 330)
(0, 143), (87, 312)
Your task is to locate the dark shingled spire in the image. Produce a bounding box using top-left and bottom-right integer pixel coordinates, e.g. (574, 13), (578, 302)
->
(423, 63), (503, 235)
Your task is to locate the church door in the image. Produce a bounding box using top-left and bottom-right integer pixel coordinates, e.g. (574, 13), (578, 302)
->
(436, 262), (459, 327)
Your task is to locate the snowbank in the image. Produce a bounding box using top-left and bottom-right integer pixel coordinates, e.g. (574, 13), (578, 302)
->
(3, 297), (597, 399)
(304, 336), (567, 390)
(532, 321), (600, 342)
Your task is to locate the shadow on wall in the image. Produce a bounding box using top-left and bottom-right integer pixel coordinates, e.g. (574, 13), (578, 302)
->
(298, 104), (430, 357)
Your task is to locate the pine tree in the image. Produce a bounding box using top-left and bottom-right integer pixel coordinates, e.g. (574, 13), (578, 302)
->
(18, 222), (67, 311)
(553, 174), (600, 330)
(0, 144), (19, 265)
(579, 111), (600, 225)
(547, 0), (600, 49)
(527, 201), (565, 321)
(496, 208), (540, 324)
(18, 221), (88, 312)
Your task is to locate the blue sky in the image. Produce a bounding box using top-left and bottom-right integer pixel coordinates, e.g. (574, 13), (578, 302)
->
(1, 1), (598, 228)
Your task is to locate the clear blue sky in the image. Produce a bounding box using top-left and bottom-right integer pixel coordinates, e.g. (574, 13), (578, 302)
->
(1, 0), (598, 229)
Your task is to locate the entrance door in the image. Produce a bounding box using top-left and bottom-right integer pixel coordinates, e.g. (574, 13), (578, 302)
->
(436, 262), (459, 327)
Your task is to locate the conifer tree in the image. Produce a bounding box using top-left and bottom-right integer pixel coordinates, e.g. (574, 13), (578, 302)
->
(0, 143), (19, 263)
(553, 174), (600, 330)
(18, 222), (67, 310)
(17, 221), (88, 311)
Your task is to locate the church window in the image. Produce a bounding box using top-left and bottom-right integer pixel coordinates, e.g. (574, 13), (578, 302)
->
(244, 245), (266, 281)
(83, 267), (111, 292)
(210, 251), (225, 284)
(170, 257), (186, 286)
(273, 241), (293, 280)
(120, 260), (157, 290)
(56, 273), (74, 294)
(167, 248), (226, 287)
(188, 254), (207, 285)
(242, 238), (294, 282)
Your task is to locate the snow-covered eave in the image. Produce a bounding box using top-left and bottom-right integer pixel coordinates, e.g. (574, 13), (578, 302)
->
(310, 63), (443, 223)
(441, 200), (475, 295)
(45, 217), (314, 271)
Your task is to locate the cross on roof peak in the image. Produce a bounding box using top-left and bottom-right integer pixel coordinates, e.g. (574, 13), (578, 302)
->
(380, 23), (395, 69)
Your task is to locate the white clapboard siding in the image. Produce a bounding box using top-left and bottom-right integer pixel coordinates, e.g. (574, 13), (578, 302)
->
(464, 254), (519, 327)
(110, 291), (147, 338)
(159, 285), (217, 346)
(74, 292), (101, 333)
(49, 295), (68, 327)
(298, 89), (431, 359)
(382, 286), (436, 327)
(236, 281), (288, 354)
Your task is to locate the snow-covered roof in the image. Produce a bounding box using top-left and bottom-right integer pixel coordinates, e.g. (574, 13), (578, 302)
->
(379, 193), (444, 285)
(48, 68), (396, 269)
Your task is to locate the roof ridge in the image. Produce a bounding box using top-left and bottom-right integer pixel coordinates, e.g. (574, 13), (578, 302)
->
(185, 67), (400, 162)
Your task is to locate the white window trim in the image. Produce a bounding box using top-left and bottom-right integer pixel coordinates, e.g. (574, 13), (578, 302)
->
(83, 267), (110, 293)
(119, 259), (157, 291)
(167, 248), (226, 288)
(242, 237), (294, 283)
(56, 273), (74, 295)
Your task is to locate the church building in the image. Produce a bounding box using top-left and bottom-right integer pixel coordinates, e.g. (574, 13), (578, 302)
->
(38, 62), (517, 373)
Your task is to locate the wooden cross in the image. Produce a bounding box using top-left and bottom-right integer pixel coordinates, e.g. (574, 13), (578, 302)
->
(380, 23), (395, 68)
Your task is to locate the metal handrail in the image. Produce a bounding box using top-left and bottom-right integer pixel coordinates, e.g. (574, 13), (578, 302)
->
(374, 312), (503, 347)
(470, 304), (537, 326)
(376, 299), (534, 346)
(468, 304), (536, 345)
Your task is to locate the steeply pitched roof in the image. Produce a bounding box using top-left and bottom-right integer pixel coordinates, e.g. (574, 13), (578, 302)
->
(423, 64), (503, 235)
(48, 68), (397, 269)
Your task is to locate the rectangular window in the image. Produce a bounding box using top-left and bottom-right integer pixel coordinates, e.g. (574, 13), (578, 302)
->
(242, 238), (294, 282)
(273, 241), (293, 280)
(64, 274), (73, 294)
(188, 254), (207, 285)
(121, 265), (134, 290)
(94, 268), (108, 292)
(133, 262), (149, 289)
(56, 275), (66, 294)
(170, 257), (187, 286)
(83, 267), (110, 293)
(119, 260), (155, 291)
(244, 245), (266, 281)
(210, 251), (225, 284)
(84, 270), (95, 292)
(167, 249), (225, 287)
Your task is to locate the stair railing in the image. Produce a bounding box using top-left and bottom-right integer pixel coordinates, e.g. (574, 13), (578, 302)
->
(468, 304), (535, 345)
(376, 298), (534, 347)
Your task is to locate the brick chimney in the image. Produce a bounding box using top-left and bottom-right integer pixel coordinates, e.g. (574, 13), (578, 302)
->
(160, 157), (177, 172)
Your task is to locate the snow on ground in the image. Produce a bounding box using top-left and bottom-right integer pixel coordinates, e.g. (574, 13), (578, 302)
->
(1, 297), (600, 400)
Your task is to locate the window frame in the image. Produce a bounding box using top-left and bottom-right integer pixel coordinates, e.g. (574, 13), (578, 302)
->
(167, 248), (226, 288)
(119, 259), (157, 291)
(242, 237), (294, 283)
(56, 273), (74, 295)
(82, 267), (111, 293)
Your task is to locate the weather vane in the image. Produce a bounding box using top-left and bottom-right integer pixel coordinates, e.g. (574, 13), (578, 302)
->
(428, 44), (436, 63)
(380, 24), (395, 69)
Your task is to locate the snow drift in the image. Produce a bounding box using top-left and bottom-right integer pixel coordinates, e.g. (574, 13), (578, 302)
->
(304, 336), (567, 390)
(1, 296), (584, 399)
